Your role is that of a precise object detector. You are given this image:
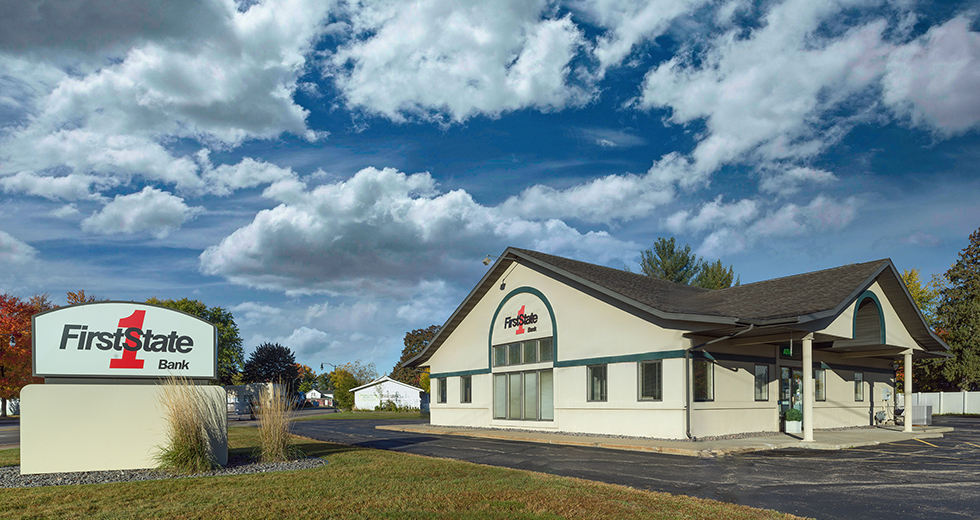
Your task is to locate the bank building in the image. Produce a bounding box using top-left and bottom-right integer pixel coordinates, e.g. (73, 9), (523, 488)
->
(406, 248), (948, 440)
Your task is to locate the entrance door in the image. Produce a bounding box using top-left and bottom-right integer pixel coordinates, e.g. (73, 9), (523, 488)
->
(780, 367), (803, 417)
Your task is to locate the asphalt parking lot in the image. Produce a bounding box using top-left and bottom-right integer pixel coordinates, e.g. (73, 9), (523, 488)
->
(290, 415), (980, 520)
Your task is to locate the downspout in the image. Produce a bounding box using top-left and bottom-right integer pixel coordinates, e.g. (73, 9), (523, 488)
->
(686, 324), (755, 439)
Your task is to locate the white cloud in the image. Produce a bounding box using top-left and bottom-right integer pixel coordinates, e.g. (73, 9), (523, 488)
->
(576, 127), (646, 148)
(0, 0), (331, 198)
(637, 0), (891, 173)
(571, 0), (709, 74)
(883, 16), (980, 135)
(305, 300), (381, 331)
(0, 170), (119, 201)
(759, 166), (837, 196)
(81, 187), (203, 238)
(664, 196), (758, 234)
(748, 195), (857, 238)
(50, 204), (80, 219)
(499, 152), (701, 224)
(198, 152), (298, 197)
(901, 231), (940, 247)
(0, 230), (36, 264)
(199, 166), (639, 295)
(327, 0), (594, 123)
(232, 301), (285, 325)
(277, 326), (333, 357)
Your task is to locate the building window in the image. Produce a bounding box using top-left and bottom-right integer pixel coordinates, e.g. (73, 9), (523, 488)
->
(693, 360), (714, 402)
(814, 369), (826, 401)
(493, 369), (552, 420)
(854, 372), (864, 401)
(539, 338), (553, 362)
(437, 377), (447, 404)
(588, 364), (607, 402)
(754, 364), (769, 401)
(493, 337), (554, 367)
(460, 375), (472, 404)
(493, 345), (507, 367)
(638, 360), (662, 400)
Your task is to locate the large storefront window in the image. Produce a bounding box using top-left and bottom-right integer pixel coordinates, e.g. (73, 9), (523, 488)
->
(493, 370), (553, 420)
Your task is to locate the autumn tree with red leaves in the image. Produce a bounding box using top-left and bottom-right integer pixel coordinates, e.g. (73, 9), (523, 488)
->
(0, 293), (55, 417)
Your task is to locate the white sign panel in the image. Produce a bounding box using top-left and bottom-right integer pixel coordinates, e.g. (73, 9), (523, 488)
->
(33, 302), (217, 379)
(490, 292), (553, 346)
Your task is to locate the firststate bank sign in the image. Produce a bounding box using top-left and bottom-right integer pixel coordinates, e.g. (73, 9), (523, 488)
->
(33, 302), (217, 379)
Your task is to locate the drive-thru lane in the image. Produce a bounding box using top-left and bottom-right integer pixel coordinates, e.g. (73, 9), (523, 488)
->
(290, 416), (980, 520)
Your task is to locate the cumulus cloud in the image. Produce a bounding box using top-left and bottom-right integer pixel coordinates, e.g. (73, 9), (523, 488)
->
(81, 187), (203, 238)
(499, 152), (702, 223)
(759, 166), (837, 196)
(572, 0), (709, 74)
(0, 170), (117, 201)
(327, 0), (594, 123)
(0, 230), (36, 264)
(0, 0), (331, 200)
(883, 16), (980, 135)
(200, 166), (639, 295)
(663, 196), (758, 234)
(638, 0), (891, 173)
(748, 195), (857, 238)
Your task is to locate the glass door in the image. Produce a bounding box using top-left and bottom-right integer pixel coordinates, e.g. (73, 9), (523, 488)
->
(780, 368), (803, 416)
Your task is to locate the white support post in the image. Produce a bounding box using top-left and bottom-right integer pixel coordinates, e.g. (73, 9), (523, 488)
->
(904, 350), (913, 432)
(803, 333), (814, 442)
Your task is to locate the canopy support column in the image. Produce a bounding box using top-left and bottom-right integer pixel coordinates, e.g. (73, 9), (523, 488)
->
(904, 350), (913, 432)
(803, 333), (814, 442)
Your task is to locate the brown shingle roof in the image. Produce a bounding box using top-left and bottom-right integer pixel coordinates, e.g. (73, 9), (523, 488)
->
(512, 248), (888, 321)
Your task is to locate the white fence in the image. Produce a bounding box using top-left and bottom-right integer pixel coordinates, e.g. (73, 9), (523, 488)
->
(898, 391), (980, 414)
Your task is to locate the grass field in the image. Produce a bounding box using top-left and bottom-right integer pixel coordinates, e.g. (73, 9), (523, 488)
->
(0, 426), (801, 519)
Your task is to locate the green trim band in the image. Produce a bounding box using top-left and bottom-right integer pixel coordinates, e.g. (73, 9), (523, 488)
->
(430, 368), (492, 379)
(853, 290), (886, 344)
(488, 286), (558, 369)
(553, 350), (687, 368)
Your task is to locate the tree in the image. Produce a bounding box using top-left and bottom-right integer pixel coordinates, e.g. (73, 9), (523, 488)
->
(66, 290), (105, 305)
(693, 259), (739, 290)
(936, 227), (980, 391)
(0, 293), (54, 417)
(296, 364), (316, 393)
(242, 343), (299, 393)
(637, 237), (703, 284)
(329, 360), (378, 410)
(390, 325), (440, 387)
(145, 297), (244, 385)
(330, 368), (358, 410)
(901, 269), (941, 327)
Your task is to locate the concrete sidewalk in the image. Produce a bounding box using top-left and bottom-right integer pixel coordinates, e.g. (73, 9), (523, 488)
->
(376, 423), (953, 457)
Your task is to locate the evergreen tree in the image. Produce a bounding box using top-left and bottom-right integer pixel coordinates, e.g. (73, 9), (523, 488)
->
(242, 342), (299, 393)
(390, 325), (440, 387)
(936, 227), (980, 390)
(693, 259), (740, 289)
(638, 237), (703, 284)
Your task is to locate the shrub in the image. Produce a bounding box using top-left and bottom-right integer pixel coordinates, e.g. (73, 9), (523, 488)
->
(155, 376), (222, 474)
(785, 408), (803, 422)
(257, 383), (304, 463)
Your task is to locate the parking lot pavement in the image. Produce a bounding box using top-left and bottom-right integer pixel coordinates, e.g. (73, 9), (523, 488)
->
(290, 415), (980, 520)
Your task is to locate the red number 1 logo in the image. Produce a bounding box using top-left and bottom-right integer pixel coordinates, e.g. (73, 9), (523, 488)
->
(109, 310), (146, 369)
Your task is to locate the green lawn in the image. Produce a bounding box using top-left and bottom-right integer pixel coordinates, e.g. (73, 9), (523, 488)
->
(0, 427), (802, 519)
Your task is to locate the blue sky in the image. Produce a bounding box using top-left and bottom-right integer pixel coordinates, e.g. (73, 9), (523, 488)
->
(1, 0), (979, 376)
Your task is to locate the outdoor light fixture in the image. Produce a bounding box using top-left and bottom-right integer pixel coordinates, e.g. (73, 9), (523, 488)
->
(482, 255), (494, 266)
(8, 336), (13, 348)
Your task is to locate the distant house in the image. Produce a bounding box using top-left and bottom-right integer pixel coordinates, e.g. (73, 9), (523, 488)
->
(305, 389), (333, 407)
(351, 376), (424, 411)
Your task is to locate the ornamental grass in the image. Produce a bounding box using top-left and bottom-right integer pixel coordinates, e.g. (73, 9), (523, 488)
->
(257, 383), (303, 463)
(154, 375), (223, 474)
